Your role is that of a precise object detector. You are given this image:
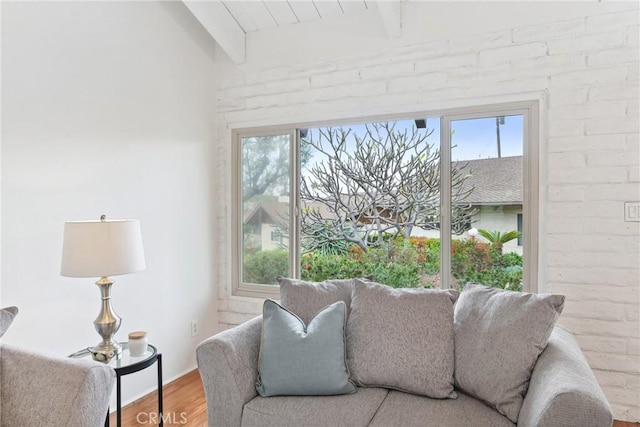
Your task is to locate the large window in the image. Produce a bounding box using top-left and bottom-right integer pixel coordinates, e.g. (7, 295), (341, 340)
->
(233, 102), (538, 298)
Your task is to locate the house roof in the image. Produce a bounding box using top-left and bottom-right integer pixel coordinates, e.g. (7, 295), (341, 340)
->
(244, 199), (289, 226)
(455, 156), (523, 205)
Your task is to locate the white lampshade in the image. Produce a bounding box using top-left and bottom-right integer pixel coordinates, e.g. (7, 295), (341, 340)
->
(61, 219), (146, 278)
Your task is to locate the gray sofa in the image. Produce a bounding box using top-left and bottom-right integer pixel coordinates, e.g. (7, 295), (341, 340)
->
(198, 316), (613, 427)
(196, 279), (613, 427)
(1, 344), (116, 427)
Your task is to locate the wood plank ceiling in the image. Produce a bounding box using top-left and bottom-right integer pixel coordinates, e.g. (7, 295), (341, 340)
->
(221, 1), (370, 33)
(183, 0), (400, 64)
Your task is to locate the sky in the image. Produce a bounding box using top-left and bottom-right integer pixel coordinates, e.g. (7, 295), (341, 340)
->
(450, 115), (523, 160)
(302, 113), (524, 168)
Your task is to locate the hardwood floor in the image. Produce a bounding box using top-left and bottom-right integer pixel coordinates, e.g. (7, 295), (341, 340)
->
(114, 370), (638, 426)
(109, 369), (207, 426)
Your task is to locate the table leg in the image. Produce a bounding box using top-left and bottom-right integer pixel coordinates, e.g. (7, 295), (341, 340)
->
(117, 374), (122, 427)
(158, 354), (163, 427)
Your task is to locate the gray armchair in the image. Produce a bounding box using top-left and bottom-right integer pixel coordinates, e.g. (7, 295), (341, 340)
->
(1, 344), (116, 427)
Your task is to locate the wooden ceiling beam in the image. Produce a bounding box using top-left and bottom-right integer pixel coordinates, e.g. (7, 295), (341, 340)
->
(372, 0), (402, 39)
(182, 0), (246, 64)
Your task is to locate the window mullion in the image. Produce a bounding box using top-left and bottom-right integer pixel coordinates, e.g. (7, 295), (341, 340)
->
(291, 129), (300, 280)
(440, 117), (452, 290)
(523, 103), (539, 292)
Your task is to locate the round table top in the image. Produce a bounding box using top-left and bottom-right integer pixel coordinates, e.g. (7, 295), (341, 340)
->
(69, 343), (158, 372)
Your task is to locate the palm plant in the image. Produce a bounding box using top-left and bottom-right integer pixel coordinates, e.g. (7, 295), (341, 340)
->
(477, 229), (521, 254)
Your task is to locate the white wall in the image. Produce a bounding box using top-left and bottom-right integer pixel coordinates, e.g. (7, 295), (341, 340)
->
(1, 1), (219, 409)
(213, 2), (640, 421)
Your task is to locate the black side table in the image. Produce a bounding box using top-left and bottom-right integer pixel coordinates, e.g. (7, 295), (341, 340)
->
(70, 343), (163, 427)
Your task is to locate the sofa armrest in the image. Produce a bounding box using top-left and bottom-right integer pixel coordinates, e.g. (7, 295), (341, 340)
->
(1, 344), (115, 427)
(197, 316), (262, 427)
(518, 325), (613, 427)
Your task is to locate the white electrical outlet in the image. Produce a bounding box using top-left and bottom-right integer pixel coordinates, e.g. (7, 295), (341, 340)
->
(191, 320), (199, 337)
(624, 202), (640, 222)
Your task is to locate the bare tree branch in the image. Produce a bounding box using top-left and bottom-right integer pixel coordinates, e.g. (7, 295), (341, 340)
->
(300, 122), (476, 253)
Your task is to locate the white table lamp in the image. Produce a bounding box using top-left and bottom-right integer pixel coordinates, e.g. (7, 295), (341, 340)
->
(61, 215), (145, 362)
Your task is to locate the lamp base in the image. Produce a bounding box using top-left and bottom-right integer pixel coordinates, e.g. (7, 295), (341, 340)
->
(90, 276), (122, 363)
(89, 340), (122, 363)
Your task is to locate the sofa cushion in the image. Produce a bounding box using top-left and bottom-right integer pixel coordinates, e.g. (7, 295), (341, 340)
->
(256, 299), (355, 397)
(369, 390), (514, 427)
(242, 387), (389, 427)
(454, 283), (565, 423)
(347, 279), (459, 399)
(0, 306), (18, 338)
(278, 277), (355, 324)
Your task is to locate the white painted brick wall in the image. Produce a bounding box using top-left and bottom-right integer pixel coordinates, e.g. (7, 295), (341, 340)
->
(213, 6), (640, 421)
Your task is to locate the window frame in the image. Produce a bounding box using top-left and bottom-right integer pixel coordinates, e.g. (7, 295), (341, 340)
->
(232, 128), (297, 299)
(440, 101), (539, 292)
(231, 101), (539, 298)
(270, 230), (283, 243)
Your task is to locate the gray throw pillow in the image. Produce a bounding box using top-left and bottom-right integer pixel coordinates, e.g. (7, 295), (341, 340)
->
(347, 279), (459, 399)
(0, 306), (18, 338)
(256, 299), (356, 397)
(454, 283), (565, 423)
(278, 277), (355, 325)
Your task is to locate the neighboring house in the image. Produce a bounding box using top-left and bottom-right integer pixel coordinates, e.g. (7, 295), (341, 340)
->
(458, 156), (523, 207)
(243, 199), (289, 252)
(414, 156), (523, 254)
(460, 156), (523, 255)
(245, 156), (523, 254)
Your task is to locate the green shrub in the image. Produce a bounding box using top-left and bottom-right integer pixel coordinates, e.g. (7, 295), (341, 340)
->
(301, 223), (353, 256)
(368, 261), (421, 288)
(501, 252), (523, 268)
(451, 239), (494, 283)
(285, 235), (523, 291)
(301, 252), (364, 282)
(464, 265), (523, 292)
(301, 240), (421, 288)
(243, 249), (289, 285)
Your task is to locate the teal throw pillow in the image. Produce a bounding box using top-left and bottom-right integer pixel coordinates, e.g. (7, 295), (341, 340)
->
(256, 299), (356, 397)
